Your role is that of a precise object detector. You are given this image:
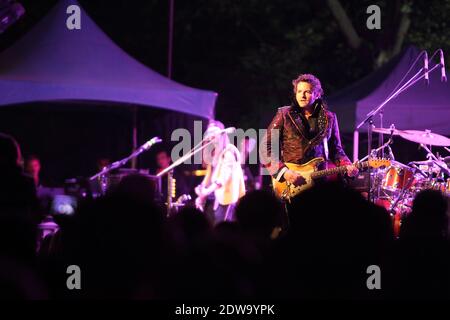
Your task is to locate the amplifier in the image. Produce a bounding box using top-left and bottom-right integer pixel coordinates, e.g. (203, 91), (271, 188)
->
(347, 171), (370, 193)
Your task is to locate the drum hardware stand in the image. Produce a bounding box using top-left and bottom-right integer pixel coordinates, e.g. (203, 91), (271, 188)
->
(419, 144), (450, 172)
(409, 162), (428, 179)
(377, 110), (384, 201)
(359, 134), (395, 201)
(420, 143), (438, 161)
(379, 110), (383, 150)
(359, 135), (394, 162)
(389, 173), (415, 214)
(368, 118), (374, 202)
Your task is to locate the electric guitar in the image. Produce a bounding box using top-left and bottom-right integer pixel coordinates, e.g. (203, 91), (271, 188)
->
(272, 157), (390, 200)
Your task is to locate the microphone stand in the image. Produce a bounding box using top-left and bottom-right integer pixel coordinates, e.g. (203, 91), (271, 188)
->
(157, 131), (227, 214)
(419, 143), (439, 161)
(90, 137), (161, 194)
(156, 135), (221, 178)
(359, 136), (394, 162)
(418, 144), (450, 176)
(358, 63), (441, 132)
(379, 110), (384, 159)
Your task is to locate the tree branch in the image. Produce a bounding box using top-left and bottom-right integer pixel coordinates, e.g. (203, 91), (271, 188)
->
(326, 0), (362, 49)
(376, 1), (412, 67)
(392, 3), (411, 56)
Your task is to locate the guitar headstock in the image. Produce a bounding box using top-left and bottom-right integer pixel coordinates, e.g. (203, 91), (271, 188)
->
(366, 158), (391, 168)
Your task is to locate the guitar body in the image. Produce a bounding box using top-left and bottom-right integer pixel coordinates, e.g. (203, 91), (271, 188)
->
(272, 157), (325, 200)
(272, 157), (391, 200)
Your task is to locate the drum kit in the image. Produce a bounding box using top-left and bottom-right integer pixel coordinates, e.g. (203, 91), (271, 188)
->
(367, 127), (450, 235)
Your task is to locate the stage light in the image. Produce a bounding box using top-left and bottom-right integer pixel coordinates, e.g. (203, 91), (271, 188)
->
(0, 0), (25, 34)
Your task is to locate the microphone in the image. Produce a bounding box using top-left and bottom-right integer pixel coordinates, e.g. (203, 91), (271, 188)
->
(207, 127), (236, 142)
(139, 137), (162, 152)
(207, 127), (236, 137)
(424, 51), (429, 85)
(204, 127), (235, 142)
(224, 127), (236, 134)
(439, 49), (447, 82)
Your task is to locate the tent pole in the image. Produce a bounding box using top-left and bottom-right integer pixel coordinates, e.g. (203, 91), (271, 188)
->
(167, 0), (174, 79)
(131, 106), (138, 169)
(353, 130), (359, 162)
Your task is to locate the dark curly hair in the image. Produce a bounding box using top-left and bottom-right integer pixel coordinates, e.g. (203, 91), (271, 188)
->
(290, 73), (327, 110)
(292, 73), (324, 98)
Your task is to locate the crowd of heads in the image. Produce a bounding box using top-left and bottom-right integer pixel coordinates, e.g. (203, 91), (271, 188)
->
(1, 132), (449, 299)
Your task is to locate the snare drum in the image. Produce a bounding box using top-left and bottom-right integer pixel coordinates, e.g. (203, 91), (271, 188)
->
(374, 197), (411, 238)
(382, 164), (416, 192)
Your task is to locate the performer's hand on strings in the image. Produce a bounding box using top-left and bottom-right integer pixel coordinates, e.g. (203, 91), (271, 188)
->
(283, 169), (306, 186)
(195, 184), (204, 196)
(346, 163), (359, 177)
(195, 196), (206, 212)
(195, 183), (220, 212)
(195, 184), (218, 198)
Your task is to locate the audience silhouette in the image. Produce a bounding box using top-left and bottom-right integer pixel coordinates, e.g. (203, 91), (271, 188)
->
(1, 134), (450, 300)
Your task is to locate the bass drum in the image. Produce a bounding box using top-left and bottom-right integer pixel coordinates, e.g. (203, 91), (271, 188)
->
(375, 197), (413, 238)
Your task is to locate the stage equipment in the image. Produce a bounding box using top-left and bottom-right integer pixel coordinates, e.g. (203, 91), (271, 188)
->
(354, 49), (447, 202)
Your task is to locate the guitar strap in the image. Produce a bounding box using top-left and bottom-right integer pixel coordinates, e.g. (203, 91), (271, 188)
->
(323, 137), (329, 162)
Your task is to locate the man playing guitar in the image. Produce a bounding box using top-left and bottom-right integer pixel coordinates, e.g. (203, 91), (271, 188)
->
(262, 74), (358, 199)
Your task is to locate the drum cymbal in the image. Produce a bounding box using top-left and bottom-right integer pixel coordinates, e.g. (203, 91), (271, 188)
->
(399, 130), (450, 147)
(390, 160), (411, 169)
(372, 127), (403, 135)
(409, 160), (435, 166)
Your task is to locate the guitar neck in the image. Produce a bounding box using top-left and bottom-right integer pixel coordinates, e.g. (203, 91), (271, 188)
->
(310, 162), (369, 179)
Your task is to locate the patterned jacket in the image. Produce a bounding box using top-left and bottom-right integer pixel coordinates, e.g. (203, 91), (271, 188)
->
(262, 100), (351, 180)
